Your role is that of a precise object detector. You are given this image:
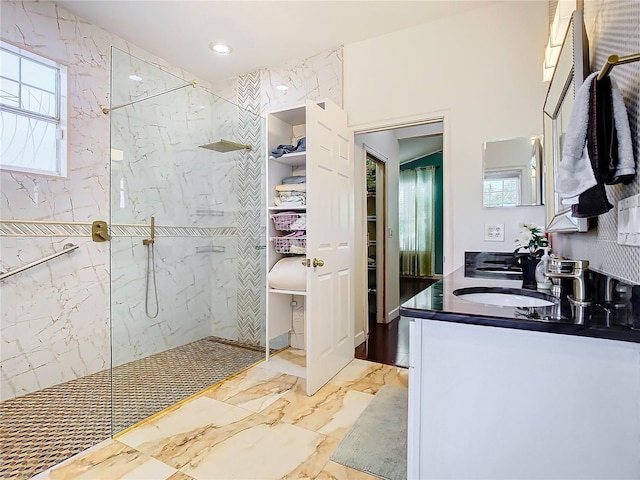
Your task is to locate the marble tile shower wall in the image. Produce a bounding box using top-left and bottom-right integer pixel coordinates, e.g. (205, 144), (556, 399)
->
(110, 238), (235, 366)
(0, 236), (109, 401)
(109, 84), (241, 228)
(551, 0), (640, 285)
(211, 48), (343, 114)
(110, 76), (244, 363)
(0, 1), (206, 401)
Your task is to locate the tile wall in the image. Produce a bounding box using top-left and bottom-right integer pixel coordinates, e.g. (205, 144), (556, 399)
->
(550, 0), (640, 285)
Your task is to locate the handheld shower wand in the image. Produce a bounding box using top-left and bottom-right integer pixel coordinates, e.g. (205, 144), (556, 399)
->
(143, 216), (159, 318)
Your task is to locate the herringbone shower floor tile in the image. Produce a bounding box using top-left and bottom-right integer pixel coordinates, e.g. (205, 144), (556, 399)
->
(0, 337), (266, 480)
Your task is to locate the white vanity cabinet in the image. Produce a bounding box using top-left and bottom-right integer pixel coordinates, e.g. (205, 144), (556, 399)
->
(408, 318), (640, 479)
(265, 99), (355, 395)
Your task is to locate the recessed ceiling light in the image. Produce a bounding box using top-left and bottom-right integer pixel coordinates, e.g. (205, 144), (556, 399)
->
(210, 42), (232, 55)
(129, 74), (142, 81)
(275, 85), (288, 92)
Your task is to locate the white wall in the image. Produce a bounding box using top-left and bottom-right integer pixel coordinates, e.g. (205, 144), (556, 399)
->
(344, 1), (548, 272)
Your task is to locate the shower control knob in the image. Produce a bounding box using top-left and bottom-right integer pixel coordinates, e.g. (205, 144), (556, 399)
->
(313, 258), (324, 268)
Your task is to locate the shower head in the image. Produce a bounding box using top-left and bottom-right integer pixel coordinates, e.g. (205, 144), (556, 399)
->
(199, 139), (252, 152)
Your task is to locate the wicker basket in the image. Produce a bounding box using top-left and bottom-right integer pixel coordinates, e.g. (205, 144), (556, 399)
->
(270, 212), (306, 231)
(271, 236), (307, 254)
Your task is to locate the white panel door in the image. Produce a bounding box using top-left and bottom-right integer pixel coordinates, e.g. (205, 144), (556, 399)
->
(305, 99), (354, 395)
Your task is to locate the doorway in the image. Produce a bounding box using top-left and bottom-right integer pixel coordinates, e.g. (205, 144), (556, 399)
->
(354, 120), (445, 367)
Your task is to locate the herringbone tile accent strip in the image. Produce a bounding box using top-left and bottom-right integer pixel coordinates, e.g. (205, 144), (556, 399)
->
(0, 221), (236, 238)
(111, 225), (237, 238)
(236, 71), (266, 345)
(0, 221), (92, 237)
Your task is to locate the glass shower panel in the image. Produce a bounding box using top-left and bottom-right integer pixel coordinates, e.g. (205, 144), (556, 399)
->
(109, 47), (266, 434)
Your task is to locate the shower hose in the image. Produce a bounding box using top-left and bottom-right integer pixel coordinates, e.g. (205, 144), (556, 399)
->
(145, 242), (159, 318)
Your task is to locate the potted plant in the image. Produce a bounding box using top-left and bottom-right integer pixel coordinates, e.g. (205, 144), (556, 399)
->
(513, 223), (549, 290)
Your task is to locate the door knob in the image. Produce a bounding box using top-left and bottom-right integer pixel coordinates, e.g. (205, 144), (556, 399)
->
(313, 258), (324, 268)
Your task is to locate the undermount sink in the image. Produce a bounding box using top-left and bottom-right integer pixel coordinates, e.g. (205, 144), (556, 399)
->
(453, 287), (558, 307)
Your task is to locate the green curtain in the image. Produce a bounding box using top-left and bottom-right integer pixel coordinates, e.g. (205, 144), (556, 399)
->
(399, 167), (436, 277)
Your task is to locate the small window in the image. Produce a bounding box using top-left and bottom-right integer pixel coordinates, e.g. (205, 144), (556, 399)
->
(483, 171), (521, 207)
(0, 41), (67, 176)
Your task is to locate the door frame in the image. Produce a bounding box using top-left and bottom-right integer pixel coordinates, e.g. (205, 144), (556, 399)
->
(352, 111), (452, 331)
(363, 148), (388, 334)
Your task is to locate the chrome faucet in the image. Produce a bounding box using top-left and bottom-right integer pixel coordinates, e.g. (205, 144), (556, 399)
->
(544, 259), (591, 324)
(544, 259), (591, 307)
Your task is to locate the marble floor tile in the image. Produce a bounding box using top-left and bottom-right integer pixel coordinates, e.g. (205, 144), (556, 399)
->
(117, 396), (255, 463)
(315, 460), (382, 479)
(180, 420), (327, 480)
(258, 379), (375, 440)
(283, 435), (341, 479)
(166, 472), (196, 480)
(329, 358), (409, 393)
(258, 348), (307, 378)
(31, 353), (410, 480)
(203, 365), (299, 413)
(32, 439), (177, 480)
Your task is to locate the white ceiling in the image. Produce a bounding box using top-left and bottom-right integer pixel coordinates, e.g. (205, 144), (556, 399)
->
(56, 0), (495, 84)
(395, 123), (443, 163)
(398, 135), (443, 164)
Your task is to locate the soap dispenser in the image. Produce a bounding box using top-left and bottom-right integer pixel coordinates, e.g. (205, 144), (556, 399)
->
(535, 247), (552, 291)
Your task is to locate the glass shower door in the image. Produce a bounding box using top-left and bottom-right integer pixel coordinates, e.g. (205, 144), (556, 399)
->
(109, 47), (266, 434)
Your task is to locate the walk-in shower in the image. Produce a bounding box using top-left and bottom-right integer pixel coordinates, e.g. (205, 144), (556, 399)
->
(0, 46), (267, 479)
(108, 46), (267, 433)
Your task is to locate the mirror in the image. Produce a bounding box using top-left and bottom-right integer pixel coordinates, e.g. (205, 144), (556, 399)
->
(483, 136), (543, 207)
(543, 10), (589, 232)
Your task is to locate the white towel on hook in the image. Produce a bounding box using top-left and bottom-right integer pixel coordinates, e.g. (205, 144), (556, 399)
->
(556, 72), (597, 203)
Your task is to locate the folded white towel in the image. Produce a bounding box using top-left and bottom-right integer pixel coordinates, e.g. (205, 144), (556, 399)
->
(289, 244), (306, 254)
(275, 184), (306, 193)
(556, 73), (597, 201)
(289, 216), (307, 230)
(274, 192), (306, 207)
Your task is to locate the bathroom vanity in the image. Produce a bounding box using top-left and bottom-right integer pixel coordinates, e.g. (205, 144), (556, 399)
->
(401, 267), (640, 479)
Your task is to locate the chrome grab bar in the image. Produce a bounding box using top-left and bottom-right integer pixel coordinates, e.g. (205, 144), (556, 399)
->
(0, 243), (79, 281)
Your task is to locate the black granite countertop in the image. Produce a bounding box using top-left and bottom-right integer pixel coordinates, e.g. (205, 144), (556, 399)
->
(400, 267), (640, 344)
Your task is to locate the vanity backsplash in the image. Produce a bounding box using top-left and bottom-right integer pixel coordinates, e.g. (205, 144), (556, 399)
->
(465, 251), (522, 280)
